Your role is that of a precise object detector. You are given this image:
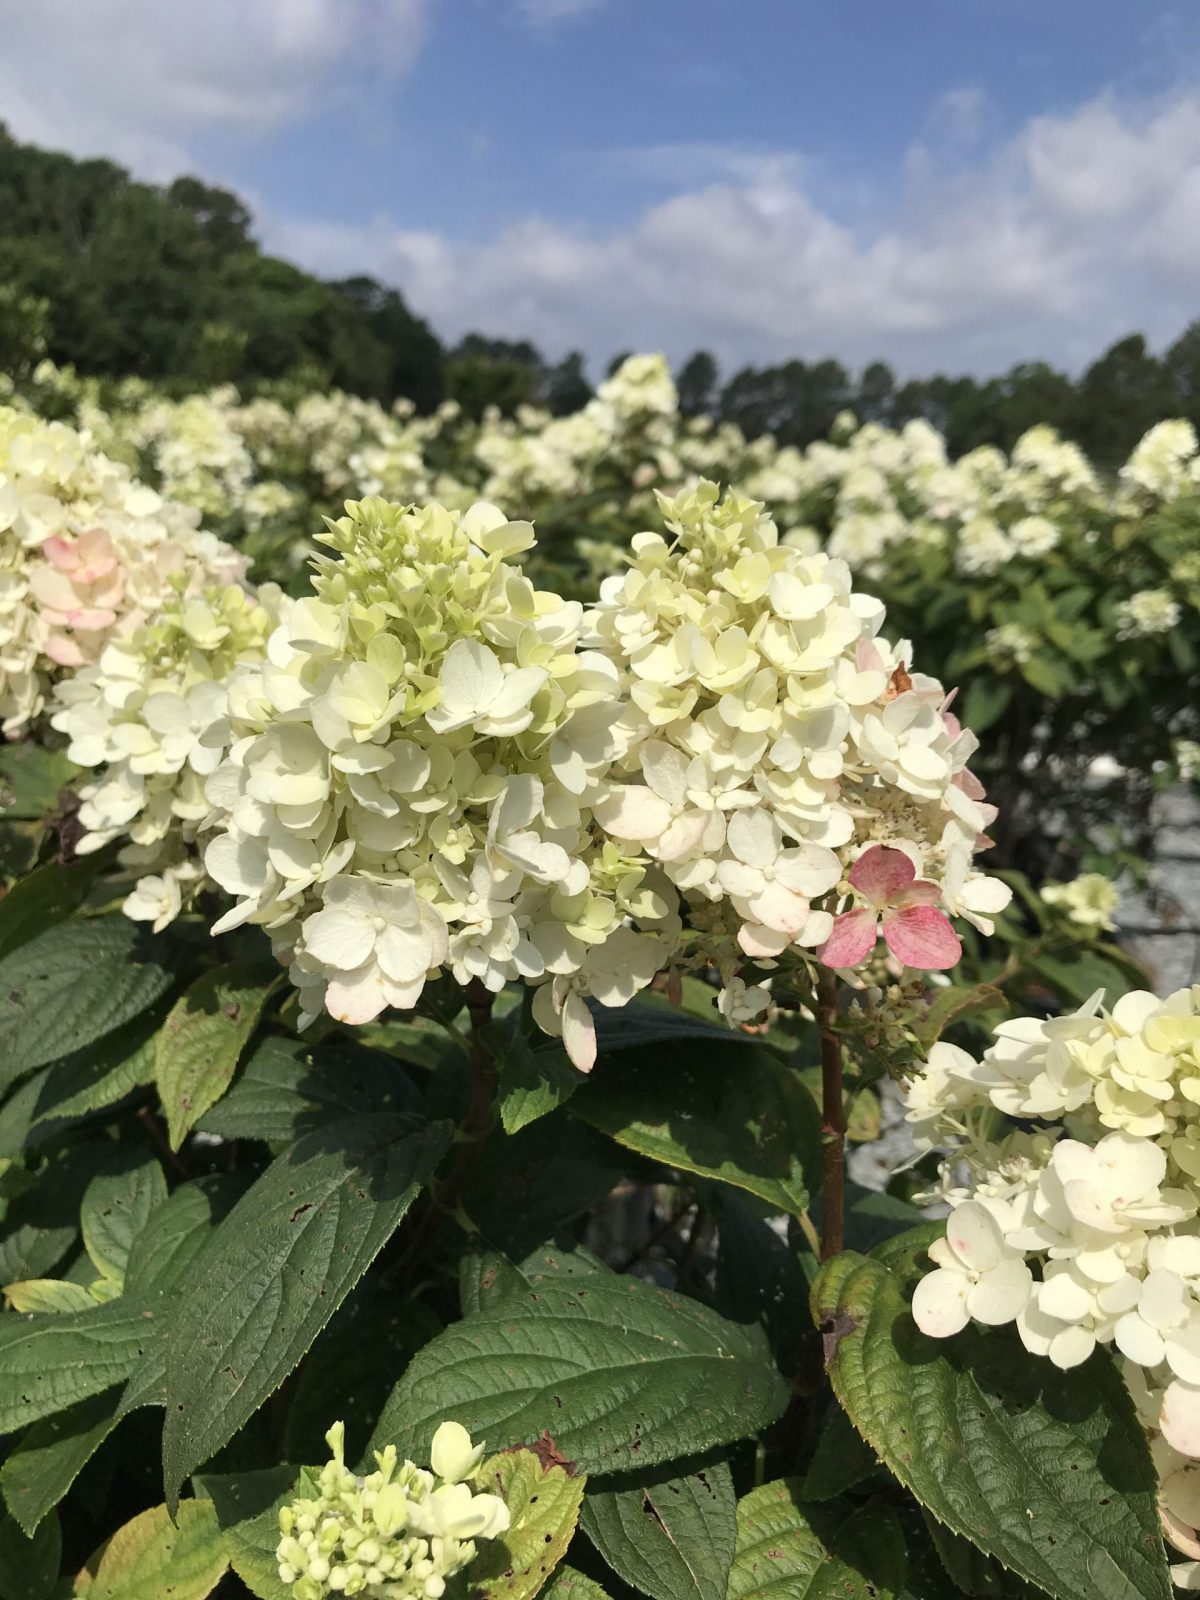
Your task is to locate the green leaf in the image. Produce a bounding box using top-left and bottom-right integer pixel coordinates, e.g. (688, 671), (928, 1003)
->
(489, 998), (581, 1134)
(207, 1467), (314, 1600)
(372, 1273), (788, 1477)
(0, 1297), (158, 1434)
(541, 1569), (613, 1600)
(0, 1510), (61, 1600)
(960, 677), (1012, 736)
(123, 1176), (244, 1299)
(913, 982), (1008, 1049)
(0, 918), (172, 1092)
(712, 1190), (810, 1376)
(195, 1033), (425, 1144)
(0, 1141), (120, 1283)
(592, 1002), (746, 1052)
(727, 1484), (907, 1599)
(161, 1113), (452, 1505)
(0, 1389), (122, 1537)
(581, 1459), (736, 1600)
(468, 1447), (587, 1599)
(0, 858), (98, 961)
(573, 1042), (821, 1218)
(811, 1242), (1171, 1600)
(0, 744), (79, 820)
(462, 1114), (633, 1259)
(155, 965), (279, 1148)
(72, 1501), (226, 1599)
(30, 1021), (160, 1129)
(799, 1404), (878, 1502)
(4, 1279), (97, 1313)
(80, 1152), (166, 1286)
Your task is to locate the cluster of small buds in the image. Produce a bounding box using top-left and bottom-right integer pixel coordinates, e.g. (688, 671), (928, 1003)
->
(276, 1421), (509, 1599)
(902, 979), (1200, 1561)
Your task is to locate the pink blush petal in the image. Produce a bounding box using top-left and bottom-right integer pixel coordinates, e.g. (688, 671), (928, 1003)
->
(818, 907), (879, 968)
(883, 906), (962, 970)
(897, 878), (941, 908)
(847, 844), (915, 905)
(42, 536), (77, 571)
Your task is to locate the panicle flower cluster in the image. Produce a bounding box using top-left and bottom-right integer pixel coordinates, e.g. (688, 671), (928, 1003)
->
(582, 480), (1011, 994)
(0, 404), (249, 735)
(903, 981), (1200, 1562)
(51, 579), (282, 925)
(1041, 871), (1121, 933)
(276, 1421), (509, 1600)
(1115, 588), (1183, 639)
(201, 496), (677, 1068)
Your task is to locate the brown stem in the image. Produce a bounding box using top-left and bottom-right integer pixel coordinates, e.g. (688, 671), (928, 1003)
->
(816, 968), (846, 1262)
(394, 980), (497, 1281)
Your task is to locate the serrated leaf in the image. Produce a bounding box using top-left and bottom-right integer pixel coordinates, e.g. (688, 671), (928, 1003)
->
(161, 1113), (451, 1506)
(462, 1115), (632, 1258)
(4, 1278), (97, 1313)
(155, 966), (279, 1148)
(0, 1510), (61, 1600)
(0, 1389), (122, 1537)
(31, 1022), (159, 1129)
(195, 1033), (425, 1144)
(581, 1458), (736, 1600)
(204, 1466), (316, 1600)
(572, 1042), (821, 1218)
(72, 1501), (226, 1599)
(0, 919), (172, 1091)
(469, 1448), (587, 1599)
(727, 1484), (907, 1599)
(0, 1298), (157, 1434)
(914, 981), (1008, 1048)
(541, 1569), (612, 1600)
(811, 1241), (1171, 1600)
(0, 744), (79, 820)
(372, 1274), (788, 1477)
(0, 858), (98, 961)
(799, 1404), (878, 1502)
(80, 1152), (166, 1286)
(488, 999), (581, 1134)
(0, 1141), (120, 1284)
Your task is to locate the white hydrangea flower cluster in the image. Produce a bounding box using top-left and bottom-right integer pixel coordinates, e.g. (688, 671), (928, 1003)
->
(1041, 871), (1120, 932)
(0, 404), (248, 735)
(51, 579), (282, 925)
(276, 1420), (509, 1600)
(582, 480), (1011, 993)
(1115, 588), (1183, 639)
(1121, 420), (1200, 503)
(201, 496), (677, 1068)
(904, 982), (1200, 1562)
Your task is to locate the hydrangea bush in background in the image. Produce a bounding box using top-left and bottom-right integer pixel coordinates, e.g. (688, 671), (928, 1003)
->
(0, 359), (1195, 1600)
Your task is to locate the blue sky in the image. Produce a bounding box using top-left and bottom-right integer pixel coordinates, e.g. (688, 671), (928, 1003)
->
(4, 1), (1200, 377)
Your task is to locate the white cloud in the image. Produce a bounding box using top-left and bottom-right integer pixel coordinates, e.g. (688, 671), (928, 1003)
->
(0, 0), (428, 180)
(267, 86), (1200, 376)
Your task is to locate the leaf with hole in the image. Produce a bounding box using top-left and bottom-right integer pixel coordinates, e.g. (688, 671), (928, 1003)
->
(581, 1458), (736, 1600)
(811, 1240), (1171, 1600)
(468, 1447), (586, 1599)
(373, 1272), (788, 1477)
(155, 965), (279, 1148)
(72, 1501), (226, 1599)
(161, 1113), (451, 1506)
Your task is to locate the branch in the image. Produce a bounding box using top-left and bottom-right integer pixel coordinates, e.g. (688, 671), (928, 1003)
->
(816, 967), (846, 1262)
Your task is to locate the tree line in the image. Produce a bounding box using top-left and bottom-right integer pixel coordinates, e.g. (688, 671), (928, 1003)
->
(3, 123), (1200, 462)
